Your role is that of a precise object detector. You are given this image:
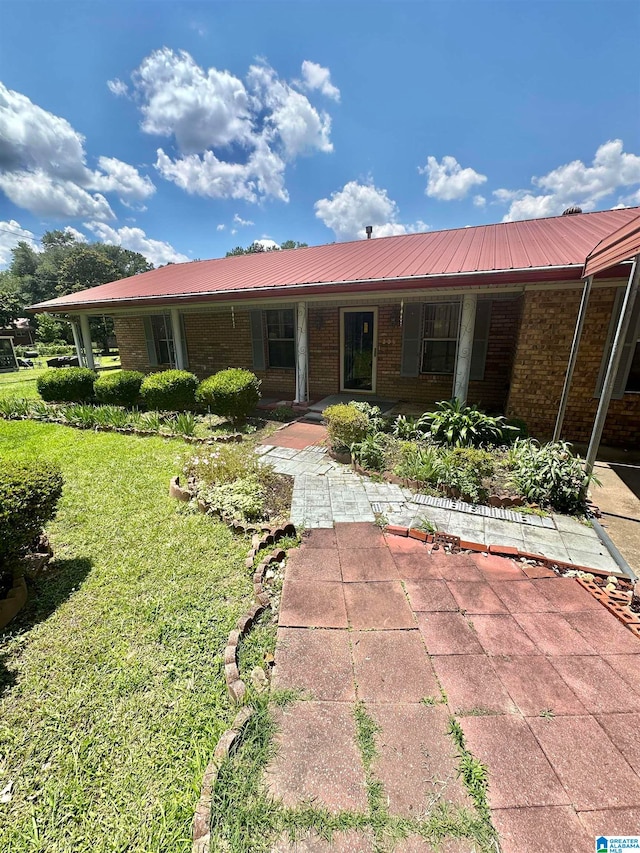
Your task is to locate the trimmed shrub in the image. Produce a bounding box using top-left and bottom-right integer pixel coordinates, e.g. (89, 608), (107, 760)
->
(94, 370), (144, 407)
(196, 368), (261, 426)
(0, 460), (64, 567)
(323, 403), (369, 452)
(37, 367), (97, 402)
(139, 370), (199, 411)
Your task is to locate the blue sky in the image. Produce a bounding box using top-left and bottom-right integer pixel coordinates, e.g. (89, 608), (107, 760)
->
(1, 0), (639, 267)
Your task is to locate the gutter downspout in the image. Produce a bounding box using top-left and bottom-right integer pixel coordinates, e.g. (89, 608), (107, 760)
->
(585, 255), (640, 474)
(552, 275), (592, 442)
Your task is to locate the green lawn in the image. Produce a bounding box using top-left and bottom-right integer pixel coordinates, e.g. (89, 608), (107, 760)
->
(0, 421), (252, 852)
(0, 359), (121, 402)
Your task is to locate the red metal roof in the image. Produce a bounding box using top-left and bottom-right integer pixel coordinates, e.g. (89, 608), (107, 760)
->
(32, 207), (640, 312)
(583, 213), (640, 278)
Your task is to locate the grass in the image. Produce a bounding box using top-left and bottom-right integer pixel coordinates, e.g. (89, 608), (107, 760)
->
(0, 420), (254, 852)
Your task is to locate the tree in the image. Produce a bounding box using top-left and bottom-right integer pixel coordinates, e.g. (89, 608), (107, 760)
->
(35, 313), (65, 345)
(58, 247), (119, 295)
(0, 272), (22, 327)
(225, 240), (307, 257)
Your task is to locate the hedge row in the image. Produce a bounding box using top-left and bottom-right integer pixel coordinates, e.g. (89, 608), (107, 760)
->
(35, 367), (262, 422)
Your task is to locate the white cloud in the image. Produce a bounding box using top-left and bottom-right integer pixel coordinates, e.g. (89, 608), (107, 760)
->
(420, 155), (487, 201)
(0, 219), (37, 268)
(216, 223), (226, 231)
(0, 82), (154, 219)
(107, 78), (128, 97)
(91, 156), (155, 203)
(85, 222), (189, 266)
(63, 226), (87, 243)
(124, 49), (336, 203)
(496, 139), (640, 222)
(473, 195), (486, 208)
(254, 238), (280, 251)
(299, 60), (340, 101)
(0, 170), (114, 220)
(233, 213), (254, 227)
(315, 180), (412, 241)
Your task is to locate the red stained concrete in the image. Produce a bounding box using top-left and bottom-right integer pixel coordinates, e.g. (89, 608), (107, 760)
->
(266, 524), (640, 852)
(261, 421), (328, 450)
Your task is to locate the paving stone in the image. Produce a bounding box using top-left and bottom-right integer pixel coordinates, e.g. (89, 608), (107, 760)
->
(520, 563), (557, 579)
(279, 580), (348, 628)
(415, 612), (484, 655)
(404, 579), (459, 612)
(548, 656), (640, 713)
(432, 655), (516, 714)
(339, 547), (400, 582)
(578, 806), (640, 836)
(469, 615), (539, 656)
(470, 553), (526, 581)
(272, 628), (355, 701)
(530, 577), (603, 612)
(487, 579), (556, 613)
(513, 612), (597, 655)
(384, 534), (428, 555)
(595, 713), (640, 775)
(459, 715), (569, 809)
(368, 703), (471, 816)
(266, 701), (368, 812)
(271, 830), (375, 852)
(351, 630), (438, 703)
(491, 806), (592, 853)
(335, 522), (386, 549)
(528, 715), (640, 810)
(491, 655), (586, 717)
(522, 539), (571, 563)
(424, 552), (486, 581)
(560, 529), (609, 554)
(393, 553), (445, 580)
(286, 547), (343, 582)
(445, 581), (509, 615)
(565, 547), (618, 573)
(563, 610), (640, 655)
(344, 581), (416, 630)
(552, 514), (595, 536)
(602, 653), (640, 690)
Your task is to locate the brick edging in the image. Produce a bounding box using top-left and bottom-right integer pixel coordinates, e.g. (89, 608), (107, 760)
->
(191, 518), (296, 853)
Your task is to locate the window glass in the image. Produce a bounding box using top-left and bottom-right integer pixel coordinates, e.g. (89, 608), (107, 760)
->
(150, 315), (175, 366)
(265, 309), (295, 368)
(421, 303), (460, 374)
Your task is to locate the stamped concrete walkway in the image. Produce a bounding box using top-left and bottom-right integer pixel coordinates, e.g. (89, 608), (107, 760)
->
(266, 523), (640, 853)
(259, 423), (619, 573)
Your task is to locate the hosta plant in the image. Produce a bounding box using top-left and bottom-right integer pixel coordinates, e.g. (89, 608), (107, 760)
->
(420, 399), (515, 448)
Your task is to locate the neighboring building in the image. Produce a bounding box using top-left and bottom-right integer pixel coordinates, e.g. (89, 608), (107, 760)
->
(32, 207), (640, 447)
(0, 318), (35, 348)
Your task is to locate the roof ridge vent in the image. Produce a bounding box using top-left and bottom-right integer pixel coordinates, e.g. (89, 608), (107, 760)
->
(562, 205), (583, 216)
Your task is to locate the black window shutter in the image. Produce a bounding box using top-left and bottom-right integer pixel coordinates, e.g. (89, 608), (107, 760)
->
(143, 317), (158, 367)
(250, 310), (266, 371)
(470, 300), (492, 381)
(400, 303), (423, 377)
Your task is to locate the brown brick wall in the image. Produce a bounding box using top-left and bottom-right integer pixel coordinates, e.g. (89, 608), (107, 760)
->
(114, 311), (295, 397)
(507, 286), (640, 446)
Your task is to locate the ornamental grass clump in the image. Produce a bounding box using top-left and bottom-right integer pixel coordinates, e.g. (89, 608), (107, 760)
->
(94, 370), (144, 407)
(508, 439), (597, 515)
(196, 368), (261, 427)
(139, 369), (199, 411)
(0, 459), (63, 569)
(37, 367), (97, 402)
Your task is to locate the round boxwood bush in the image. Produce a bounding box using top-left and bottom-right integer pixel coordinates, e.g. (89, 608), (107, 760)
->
(36, 367), (97, 402)
(0, 460), (64, 567)
(139, 369), (199, 411)
(323, 403), (369, 452)
(196, 368), (261, 426)
(94, 370), (144, 407)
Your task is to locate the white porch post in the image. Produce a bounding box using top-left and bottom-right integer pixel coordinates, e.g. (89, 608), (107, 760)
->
(453, 293), (477, 402)
(170, 308), (184, 370)
(295, 302), (309, 404)
(79, 314), (94, 370)
(70, 319), (85, 366)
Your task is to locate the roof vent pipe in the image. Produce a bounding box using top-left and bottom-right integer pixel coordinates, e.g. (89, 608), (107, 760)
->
(562, 205), (583, 216)
(365, 225), (373, 239)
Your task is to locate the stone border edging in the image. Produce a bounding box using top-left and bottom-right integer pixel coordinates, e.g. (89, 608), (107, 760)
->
(0, 574), (28, 631)
(575, 576), (640, 639)
(192, 705), (254, 853)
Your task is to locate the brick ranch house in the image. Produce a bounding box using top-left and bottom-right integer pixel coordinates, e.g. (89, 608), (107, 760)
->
(33, 207), (640, 449)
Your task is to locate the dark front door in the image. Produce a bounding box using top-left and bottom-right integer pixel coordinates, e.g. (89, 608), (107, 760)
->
(342, 310), (375, 391)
